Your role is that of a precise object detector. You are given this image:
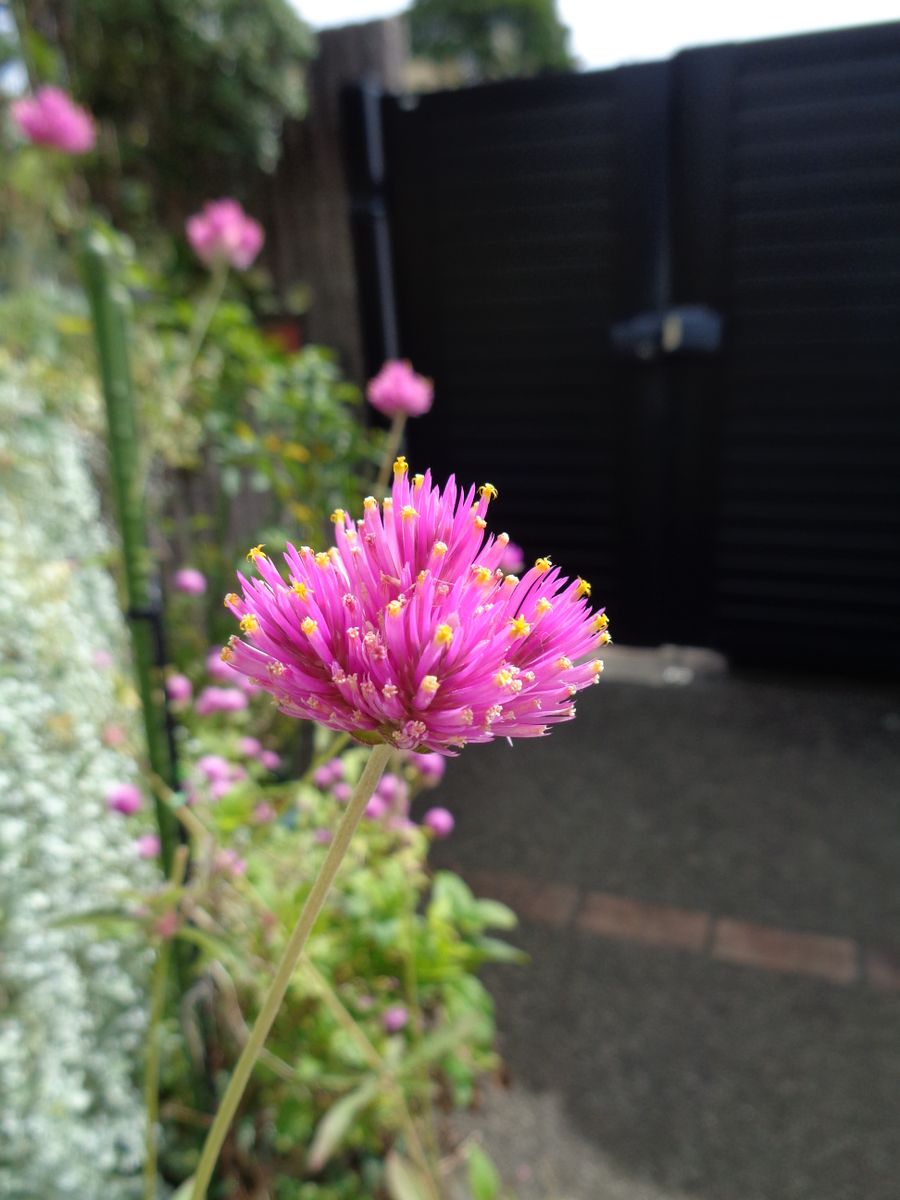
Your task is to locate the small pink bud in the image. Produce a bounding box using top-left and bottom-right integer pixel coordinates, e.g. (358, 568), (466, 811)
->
(253, 802), (277, 824)
(382, 1005), (409, 1033)
(11, 86), (95, 154)
(238, 736), (262, 756)
(165, 673), (193, 706)
(197, 754), (231, 782)
(422, 807), (455, 838)
(135, 833), (161, 859)
(499, 541), (526, 574)
(173, 567), (206, 596)
(215, 848), (246, 876)
(258, 749), (281, 771)
(326, 757), (345, 781)
(186, 198), (264, 271)
(101, 723), (126, 748)
(333, 781), (352, 803)
(313, 827), (333, 844)
(364, 795), (387, 820)
(411, 752), (446, 786)
(313, 764), (334, 789)
(153, 910), (180, 939)
(105, 782), (143, 815)
(195, 687), (248, 716)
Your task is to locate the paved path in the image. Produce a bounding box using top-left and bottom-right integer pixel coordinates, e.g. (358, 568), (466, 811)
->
(432, 650), (900, 1200)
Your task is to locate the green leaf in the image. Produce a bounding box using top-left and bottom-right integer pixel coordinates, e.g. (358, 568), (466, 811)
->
(474, 936), (529, 966)
(467, 1144), (502, 1200)
(473, 899), (519, 931)
(398, 1016), (478, 1076)
(384, 1150), (433, 1200)
(308, 1079), (379, 1171)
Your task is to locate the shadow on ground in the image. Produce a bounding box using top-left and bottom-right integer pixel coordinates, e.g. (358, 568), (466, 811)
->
(432, 666), (900, 1200)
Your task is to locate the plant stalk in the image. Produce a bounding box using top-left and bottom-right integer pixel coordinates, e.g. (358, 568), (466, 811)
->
(375, 412), (407, 493)
(190, 743), (392, 1199)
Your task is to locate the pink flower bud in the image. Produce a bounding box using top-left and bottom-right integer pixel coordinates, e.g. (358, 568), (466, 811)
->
(312, 765), (333, 789)
(326, 757), (345, 781)
(195, 686), (248, 716)
(258, 749), (281, 771)
(206, 649), (238, 682)
(376, 773), (404, 803)
(333, 781), (352, 803)
(101, 723), (126, 747)
(153, 910), (180, 939)
(422, 807), (455, 838)
(166, 673), (193, 706)
(105, 782), (143, 816)
(215, 848), (246, 876)
(411, 752), (446, 786)
(197, 754), (231, 782)
(253, 802), (277, 824)
(135, 833), (161, 859)
(499, 541), (525, 574)
(173, 567), (206, 596)
(366, 360), (433, 418)
(11, 86), (95, 154)
(382, 1005), (409, 1033)
(313, 827), (333, 844)
(364, 795), (387, 820)
(186, 199), (264, 271)
(238, 736), (262, 756)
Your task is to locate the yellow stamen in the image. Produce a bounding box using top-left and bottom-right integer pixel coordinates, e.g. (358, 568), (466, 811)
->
(556, 656), (573, 670)
(246, 544), (265, 561)
(401, 504), (419, 521)
(535, 557), (552, 573)
(220, 645), (234, 662)
(576, 578), (592, 599)
(509, 615), (531, 638)
(413, 473), (425, 489)
(498, 532), (510, 545)
(472, 565), (493, 585)
(434, 624), (454, 646)
(330, 508), (345, 524)
(597, 630), (612, 646)
(536, 597), (552, 615)
(503, 574), (518, 587)
(239, 614), (258, 633)
(591, 660), (605, 675)
(301, 617), (317, 636)
(479, 482), (498, 500)
(393, 455), (408, 475)
(433, 541), (448, 556)
(364, 496), (377, 511)
(495, 668), (514, 687)
(315, 552), (330, 568)
(224, 593), (240, 609)
(592, 612), (609, 631)
(421, 675), (440, 694)
(291, 580), (311, 600)
(387, 600), (403, 618)
(474, 515), (487, 530)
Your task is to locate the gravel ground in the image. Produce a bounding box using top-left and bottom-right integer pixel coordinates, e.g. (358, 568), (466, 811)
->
(431, 654), (900, 1200)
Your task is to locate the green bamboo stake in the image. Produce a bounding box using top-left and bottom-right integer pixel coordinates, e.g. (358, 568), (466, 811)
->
(80, 230), (178, 875)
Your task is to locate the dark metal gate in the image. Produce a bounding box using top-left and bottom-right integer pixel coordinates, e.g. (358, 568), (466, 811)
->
(346, 21), (900, 672)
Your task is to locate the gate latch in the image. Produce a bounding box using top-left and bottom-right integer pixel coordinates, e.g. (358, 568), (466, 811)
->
(610, 305), (723, 361)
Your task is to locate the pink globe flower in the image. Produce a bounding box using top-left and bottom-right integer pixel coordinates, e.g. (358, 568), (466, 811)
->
(195, 686), (248, 716)
(499, 541), (525, 575)
(258, 749), (281, 771)
(312, 764), (334, 789)
(105, 782), (143, 816)
(408, 752), (445, 786)
(364, 795), (387, 820)
(313, 828), (333, 844)
(11, 86), (96, 154)
(135, 833), (161, 859)
(173, 567), (206, 596)
(366, 361), (433, 418)
(238, 736), (262, 757)
(209, 778), (235, 800)
(382, 1005), (409, 1033)
(186, 199), (264, 271)
(253, 802), (277, 824)
(198, 754), (232, 782)
(422, 806), (455, 838)
(376, 773), (405, 803)
(326, 756), (345, 781)
(333, 781), (352, 804)
(221, 460), (608, 753)
(166, 673), (193, 707)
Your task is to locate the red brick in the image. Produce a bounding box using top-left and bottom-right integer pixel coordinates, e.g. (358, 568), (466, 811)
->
(711, 918), (858, 984)
(461, 869), (578, 926)
(576, 892), (710, 952)
(865, 949), (900, 992)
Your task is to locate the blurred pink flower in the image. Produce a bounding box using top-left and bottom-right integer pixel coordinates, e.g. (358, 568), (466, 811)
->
(105, 782), (142, 816)
(422, 806), (454, 838)
(209, 779), (235, 800)
(92, 648), (114, 669)
(101, 723), (126, 748)
(11, 85), (95, 154)
(153, 910), (180, 939)
(258, 749), (281, 771)
(166, 673), (193, 706)
(313, 828), (333, 844)
(206, 648), (240, 682)
(409, 752), (445, 786)
(135, 833), (161, 859)
(326, 756), (345, 781)
(186, 199), (264, 271)
(195, 686), (248, 716)
(238, 736), (262, 756)
(382, 1005), (409, 1033)
(312, 764), (334, 789)
(173, 567), (206, 595)
(223, 461), (607, 752)
(366, 360), (433, 418)
(499, 540), (525, 575)
(253, 802), (277, 824)
(215, 848), (246, 875)
(197, 754), (232, 782)
(333, 781), (352, 803)
(364, 795), (387, 820)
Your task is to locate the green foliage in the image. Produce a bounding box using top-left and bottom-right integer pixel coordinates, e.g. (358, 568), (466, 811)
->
(21, 0), (314, 226)
(409, 0), (574, 83)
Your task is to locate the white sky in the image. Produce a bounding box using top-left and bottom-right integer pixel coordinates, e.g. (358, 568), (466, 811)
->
(292, 0), (900, 69)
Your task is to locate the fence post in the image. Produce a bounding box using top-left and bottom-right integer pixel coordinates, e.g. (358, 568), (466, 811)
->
(80, 231), (179, 875)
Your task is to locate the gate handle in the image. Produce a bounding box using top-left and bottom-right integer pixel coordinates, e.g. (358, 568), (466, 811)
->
(611, 305), (723, 361)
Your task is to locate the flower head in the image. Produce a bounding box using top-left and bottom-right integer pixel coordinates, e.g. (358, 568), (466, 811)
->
(195, 686), (248, 716)
(258, 749), (281, 771)
(173, 567), (206, 596)
(186, 199), (264, 271)
(11, 86), (95, 154)
(105, 782), (142, 816)
(422, 807), (454, 838)
(135, 833), (161, 859)
(382, 1004), (409, 1033)
(239, 736), (262, 757)
(366, 360), (433, 418)
(166, 673), (193, 706)
(223, 463), (607, 753)
(407, 751), (446, 786)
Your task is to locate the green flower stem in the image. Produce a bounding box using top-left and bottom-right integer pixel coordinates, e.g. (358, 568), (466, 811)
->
(144, 847), (189, 1200)
(375, 412), (407, 493)
(190, 743), (392, 1199)
(301, 957), (440, 1198)
(170, 260), (229, 410)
